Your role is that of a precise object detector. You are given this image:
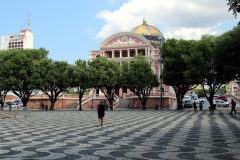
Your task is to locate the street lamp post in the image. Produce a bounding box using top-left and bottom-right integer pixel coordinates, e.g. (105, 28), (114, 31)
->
(158, 52), (163, 110)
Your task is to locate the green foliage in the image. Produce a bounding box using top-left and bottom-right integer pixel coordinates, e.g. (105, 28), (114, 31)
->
(90, 57), (121, 110)
(32, 59), (73, 110)
(161, 39), (200, 109)
(195, 35), (233, 109)
(192, 88), (208, 97)
(72, 59), (93, 110)
(215, 25), (240, 84)
(65, 90), (78, 95)
(121, 55), (159, 110)
(0, 48), (48, 106)
(227, 0), (240, 18)
(216, 86), (227, 95)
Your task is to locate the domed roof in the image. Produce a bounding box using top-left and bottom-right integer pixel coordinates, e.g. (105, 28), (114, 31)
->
(131, 20), (163, 37)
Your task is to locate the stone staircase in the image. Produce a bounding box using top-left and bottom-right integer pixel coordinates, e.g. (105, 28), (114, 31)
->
(115, 98), (129, 110)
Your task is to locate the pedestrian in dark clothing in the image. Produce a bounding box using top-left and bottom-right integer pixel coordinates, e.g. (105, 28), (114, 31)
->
(230, 99), (237, 114)
(199, 101), (203, 110)
(97, 101), (105, 126)
(193, 101), (197, 110)
(40, 102), (44, 110)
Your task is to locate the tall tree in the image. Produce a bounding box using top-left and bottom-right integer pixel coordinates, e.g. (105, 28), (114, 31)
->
(0, 49), (48, 106)
(121, 55), (159, 110)
(196, 35), (232, 110)
(90, 57), (121, 110)
(227, 0), (240, 17)
(32, 59), (73, 110)
(215, 25), (240, 84)
(72, 60), (93, 110)
(0, 51), (10, 108)
(161, 39), (200, 110)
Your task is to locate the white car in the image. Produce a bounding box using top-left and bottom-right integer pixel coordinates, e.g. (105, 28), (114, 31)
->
(183, 95), (191, 103)
(213, 100), (229, 108)
(4, 101), (17, 110)
(193, 98), (205, 104)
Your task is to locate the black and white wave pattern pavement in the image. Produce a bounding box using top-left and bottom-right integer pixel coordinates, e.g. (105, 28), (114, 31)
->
(0, 110), (240, 160)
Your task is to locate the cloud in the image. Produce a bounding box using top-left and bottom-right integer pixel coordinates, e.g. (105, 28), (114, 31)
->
(95, 0), (236, 40)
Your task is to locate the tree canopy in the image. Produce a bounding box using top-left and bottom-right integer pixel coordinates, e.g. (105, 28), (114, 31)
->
(89, 57), (121, 110)
(32, 59), (73, 110)
(72, 59), (93, 110)
(161, 38), (200, 109)
(195, 35), (233, 109)
(215, 25), (240, 84)
(0, 48), (48, 106)
(227, 0), (240, 17)
(121, 55), (159, 110)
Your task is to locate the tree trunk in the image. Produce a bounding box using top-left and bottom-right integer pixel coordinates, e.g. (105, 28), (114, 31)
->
(176, 94), (184, 110)
(78, 93), (84, 110)
(78, 98), (82, 110)
(22, 97), (30, 107)
(49, 99), (55, 110)
(109, 99), (113, 110)
(141, 98), (147, 110)
(49, 103), (55, 110)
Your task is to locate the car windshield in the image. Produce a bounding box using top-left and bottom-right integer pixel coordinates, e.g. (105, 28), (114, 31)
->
(185, 100), (192, 103)
(184, 96), (190, 99)
(6, 102), (15, 105)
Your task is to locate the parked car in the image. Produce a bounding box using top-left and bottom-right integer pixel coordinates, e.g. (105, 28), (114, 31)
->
(206, 94), (221, 98)
(183, 95), (191, 103)
(213, 96), (227, 102)
(4, 101), (17, 109)
(193, 98), (205, 104)
(184, 100), (193, 108)
(213, 100), (229, 108)
(14, 100), (23, 106)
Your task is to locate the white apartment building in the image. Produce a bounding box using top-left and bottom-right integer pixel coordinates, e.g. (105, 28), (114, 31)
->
(226, 81), (239, 97)
(1, 29), (33, 50)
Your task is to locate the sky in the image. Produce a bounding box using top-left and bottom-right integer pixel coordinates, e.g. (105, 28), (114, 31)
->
(0, 0), (239, 64)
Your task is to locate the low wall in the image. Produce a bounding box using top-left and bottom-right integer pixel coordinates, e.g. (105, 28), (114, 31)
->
(27, 96), (175, 110)
(129, 97), (175, 109)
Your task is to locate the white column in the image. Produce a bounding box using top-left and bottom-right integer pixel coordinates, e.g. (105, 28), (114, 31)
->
(112, 50), (115, 58)
(127, 49), (130, 57)
(145, 48), (148, 56)
(120, 50), (122, 58)
(135, 49), (138, 56)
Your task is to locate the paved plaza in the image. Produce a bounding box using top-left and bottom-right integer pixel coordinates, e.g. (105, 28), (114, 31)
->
(0, 108), (240, 160)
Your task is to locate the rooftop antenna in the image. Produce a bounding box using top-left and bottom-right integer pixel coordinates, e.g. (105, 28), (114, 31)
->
(28, 13), (31, 31)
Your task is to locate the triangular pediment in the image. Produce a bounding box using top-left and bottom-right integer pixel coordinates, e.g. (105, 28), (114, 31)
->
(100, 32), (150, 48)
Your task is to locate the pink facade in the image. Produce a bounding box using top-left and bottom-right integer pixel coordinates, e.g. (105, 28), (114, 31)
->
(89, 31), (175, 99)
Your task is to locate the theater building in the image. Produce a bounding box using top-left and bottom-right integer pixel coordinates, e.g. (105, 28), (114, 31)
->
(89, 20), (176, 109)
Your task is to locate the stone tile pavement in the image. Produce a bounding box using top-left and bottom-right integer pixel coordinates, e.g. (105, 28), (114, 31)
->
(0, 109), (240, 160)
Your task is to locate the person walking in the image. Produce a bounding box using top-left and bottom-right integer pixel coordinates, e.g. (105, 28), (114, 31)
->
(199, 101), (203, 110)
(193, 101), (197, 110)
(97, 101), (105, 126)
(230, 99), (237, 114)
(40, 102), (44, 110)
